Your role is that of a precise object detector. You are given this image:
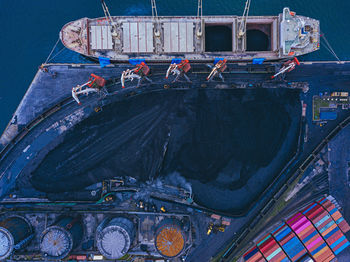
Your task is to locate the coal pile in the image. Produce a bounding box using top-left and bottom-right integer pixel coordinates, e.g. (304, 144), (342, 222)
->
(30, 88), (301, 214)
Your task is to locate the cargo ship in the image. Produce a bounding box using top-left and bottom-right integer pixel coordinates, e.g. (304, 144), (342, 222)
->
(59, 4), (320, 62)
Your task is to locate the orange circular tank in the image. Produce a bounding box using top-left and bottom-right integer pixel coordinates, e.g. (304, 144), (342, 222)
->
(155, 219), (185, 258)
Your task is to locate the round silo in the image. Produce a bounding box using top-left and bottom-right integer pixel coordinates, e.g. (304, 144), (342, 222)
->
(0, 215), (33, 260)
(155, 218), (185, 258)
(96, 217), (135, 259)
(40, 216), (83, 260)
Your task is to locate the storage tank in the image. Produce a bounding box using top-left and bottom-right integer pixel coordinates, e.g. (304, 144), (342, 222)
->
(0, 215), (33, 260)
(155, 218), (185, 258)
(40, 216), (83, 260)
(96, 217), (135, 259)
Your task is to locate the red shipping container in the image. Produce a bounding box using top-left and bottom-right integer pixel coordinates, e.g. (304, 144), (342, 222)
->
(313, 246), (334, 262)
(331, 211), (342, 221)
(314, 249), (334, 262)
(338, 220), (350, 233)
(307, 206), (324, 220)
(326, 229), (343, 246)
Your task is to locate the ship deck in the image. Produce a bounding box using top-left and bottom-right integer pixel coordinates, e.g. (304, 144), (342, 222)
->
(60, 11), (320, 61)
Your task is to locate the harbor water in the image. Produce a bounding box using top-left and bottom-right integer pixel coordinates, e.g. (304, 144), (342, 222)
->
(1, 0), (349, 131)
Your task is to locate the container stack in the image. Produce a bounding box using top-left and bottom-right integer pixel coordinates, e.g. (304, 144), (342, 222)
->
(243, 196), (350, 262)
(256, 234), (289, 261)
(302, 202), (345, 257)
(286, 212), (334, 261)
(271, 222), (307, 261)
(318, 197), (350, 235)
(243, 246), (266, 262)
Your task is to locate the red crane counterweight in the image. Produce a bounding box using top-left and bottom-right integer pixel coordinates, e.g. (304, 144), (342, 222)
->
(121, 63), (152, 88)
(165, 59), (191, 83)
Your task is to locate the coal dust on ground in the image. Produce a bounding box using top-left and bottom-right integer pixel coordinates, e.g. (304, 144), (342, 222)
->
(30, 88), (301, 214)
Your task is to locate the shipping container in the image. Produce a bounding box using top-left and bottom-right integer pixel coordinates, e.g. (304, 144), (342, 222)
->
(271, 222), (307, 261)
(257, 234), (290, 262)
(286, 212), (333, 262)
(243, 246), (267, 262)
(242, 197), (350, 262)
(319, 111), (337, 121)
(302, 203), (336, 261)
(318, 199), (350, 234)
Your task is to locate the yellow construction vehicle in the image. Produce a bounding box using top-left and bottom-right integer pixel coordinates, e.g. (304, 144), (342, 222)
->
(207, 223), (214, 235)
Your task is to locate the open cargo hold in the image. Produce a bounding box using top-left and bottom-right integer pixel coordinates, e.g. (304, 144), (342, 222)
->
(60, 7), (320, 62)
(257, 234), (290, 262)
(243, 246), (267, 262)
(286, 212), (334, 262)
(271, 222), (307, 261)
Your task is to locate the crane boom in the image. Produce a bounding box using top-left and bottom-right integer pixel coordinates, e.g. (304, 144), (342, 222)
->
(238, 0), (251, 38)
(101, 0), (119, 38)
(151, 0), (161, 36)
(196, 0), (203, 36)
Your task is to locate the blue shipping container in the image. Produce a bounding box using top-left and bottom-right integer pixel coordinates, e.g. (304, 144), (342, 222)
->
(320, 111), (337, 120)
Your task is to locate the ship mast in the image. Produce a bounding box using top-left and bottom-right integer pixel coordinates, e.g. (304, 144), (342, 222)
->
(196, 0), (203, 37)
(238, 0), (251, 38)
(101, 0), (119, 39)
(151, 0), (161, 37)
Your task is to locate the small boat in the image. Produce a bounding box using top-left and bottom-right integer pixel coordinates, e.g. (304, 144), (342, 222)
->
(59, 1), (320, 62)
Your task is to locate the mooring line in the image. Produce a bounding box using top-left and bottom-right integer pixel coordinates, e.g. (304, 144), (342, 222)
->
(321, 33), (340, 62)
(44, 37), (60, 64)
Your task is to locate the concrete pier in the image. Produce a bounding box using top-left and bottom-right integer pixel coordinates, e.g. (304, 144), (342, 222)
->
(0, 61), (350, 261)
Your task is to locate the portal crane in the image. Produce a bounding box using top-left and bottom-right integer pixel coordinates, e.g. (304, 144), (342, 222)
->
(238, 0), (251, 38)
(101, 0), (119, 38)
(271, 57), (300, 79)
(121, 62), (152, 88)
(165, 59), (191, 83)
(206, 59), (227, 82)
(72, 74), (106, 105)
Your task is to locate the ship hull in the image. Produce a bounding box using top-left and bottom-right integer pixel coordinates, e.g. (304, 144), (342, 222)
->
(60, 9), (320, 62)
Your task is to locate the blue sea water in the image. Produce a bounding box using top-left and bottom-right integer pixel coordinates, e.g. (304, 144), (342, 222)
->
(0, 0), (349, 132)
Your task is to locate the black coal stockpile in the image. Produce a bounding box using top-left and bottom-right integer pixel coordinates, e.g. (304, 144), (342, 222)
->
(30, 88), (301, 214)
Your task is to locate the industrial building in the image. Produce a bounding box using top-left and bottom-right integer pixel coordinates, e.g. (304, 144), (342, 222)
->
(40, 216), (83, 260)
(243, 196), (350, 262)
(0, 211), (192, 261)
(0, 216), (34, 260)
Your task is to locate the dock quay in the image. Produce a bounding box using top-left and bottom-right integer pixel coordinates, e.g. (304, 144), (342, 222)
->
(1, 61), (350, 262)
(0, 61), (307, 150)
